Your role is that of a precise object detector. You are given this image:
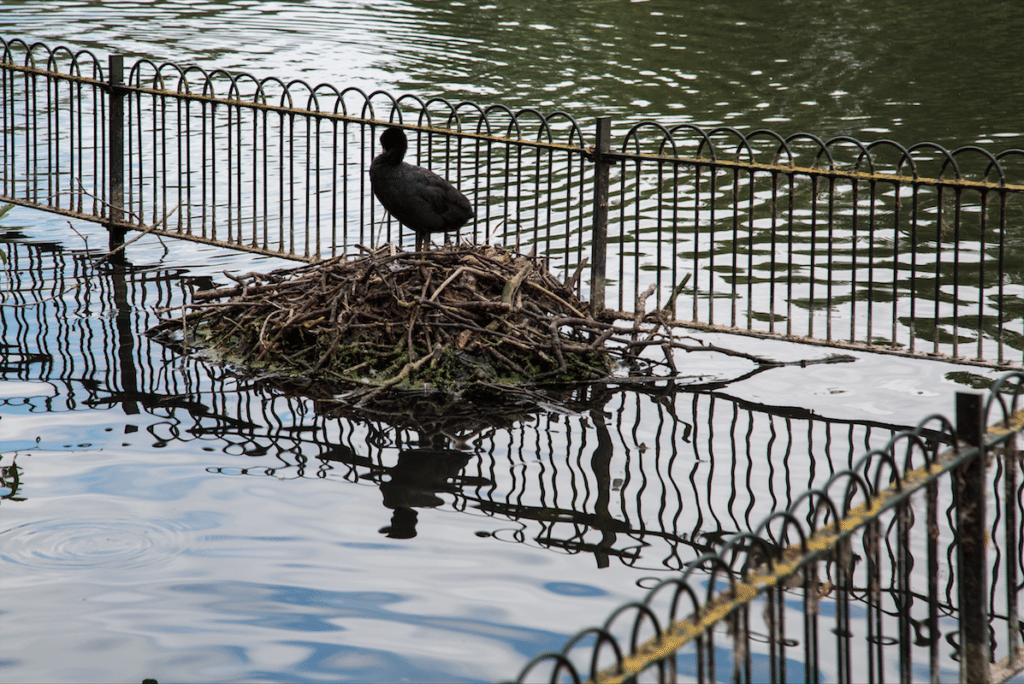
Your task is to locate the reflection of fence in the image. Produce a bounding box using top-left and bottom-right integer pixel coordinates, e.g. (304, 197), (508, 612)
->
(1, 233), (916, 568)
(3, 233), (1023, 681)
(510, 378), (1024, 684)
(2, 38), (1023, 366)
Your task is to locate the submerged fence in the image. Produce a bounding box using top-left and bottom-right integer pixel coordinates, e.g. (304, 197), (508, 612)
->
(2, 38), (1023, 366)
(510, 377), (1024, 684)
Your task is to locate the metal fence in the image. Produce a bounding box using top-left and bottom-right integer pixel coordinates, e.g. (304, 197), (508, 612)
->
(2, 38), (1023, 368)
(509, 377), (1024, 684)
(0, 232), (925, 573)
(3, 227), (1023, 683)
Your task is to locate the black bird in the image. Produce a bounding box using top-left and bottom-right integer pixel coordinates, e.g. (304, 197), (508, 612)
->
(369, 126), (474, 251)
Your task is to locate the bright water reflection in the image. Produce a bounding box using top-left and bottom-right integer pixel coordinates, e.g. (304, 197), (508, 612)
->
(1, 0), (1021, 679)
(0, 209), (1008, 681)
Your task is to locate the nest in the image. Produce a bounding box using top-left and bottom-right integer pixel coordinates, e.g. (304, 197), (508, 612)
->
(150, 244), (625, 404)
(148, 243), (857, 416)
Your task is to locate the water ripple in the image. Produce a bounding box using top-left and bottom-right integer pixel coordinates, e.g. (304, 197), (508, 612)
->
(0, 517), (187, 572)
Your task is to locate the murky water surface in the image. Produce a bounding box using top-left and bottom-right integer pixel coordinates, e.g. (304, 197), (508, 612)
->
(2, 0), (1021, 148)
(1, 1), (1020, 681)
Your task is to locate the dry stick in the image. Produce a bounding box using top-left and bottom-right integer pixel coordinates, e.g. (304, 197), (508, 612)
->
(339, 358), (374, 376)
(501, 261), (533, 306)
(406, 306), (419, 362)
(423, 319), (535, 352)
(548, 318), (568, 373)
(523, 311), (778, 366)
(60, 177), (147, 226)
(634, 283), (657, 327)
(486, 217), (509, 244)
(587, 327), (617, 352)
(95, 203), (181, 265)
(482, 343), (531, 378)
(419, 264), (433, 299)
(661, 342), (679, 375)
(563, 257), (589, 293)
(623, 283), (658, 353)
(357, 345), (441, 402)
(429, 266), (471, 302)
(521, 280), (586, 318)
(663, 272), (692, 315)
(311, 304), (348, 372)
(2, 205), (180, 309)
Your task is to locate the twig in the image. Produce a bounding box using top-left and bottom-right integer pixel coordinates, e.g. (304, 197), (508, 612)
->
(95, 203), (180, 265)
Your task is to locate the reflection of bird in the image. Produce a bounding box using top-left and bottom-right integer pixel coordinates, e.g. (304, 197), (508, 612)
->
(369, 126), (474, 251)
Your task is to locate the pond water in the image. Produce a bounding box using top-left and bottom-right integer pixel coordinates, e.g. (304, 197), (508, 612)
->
(1, 1), (1021, 682)
(2, 196), (1010, 683)
(1, 0), (1022, 149)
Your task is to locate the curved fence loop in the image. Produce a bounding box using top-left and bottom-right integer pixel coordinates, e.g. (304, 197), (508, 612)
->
(721, 531), (780, 582)
(602, 600), (663, 661)
(865, 138), (918, 178)
(907, 140), (962, 180)
(666, 122), (717, 161)
(620, 120), (680, 158)
(952, 145), (1007, 185)
(510, 651), (582, 684)
(822, 468), (874, 517)
(826, 135), (878, 175)
(2, 39), (1021, 364)
(560, 625), (625, 682)
(753, 509), (811, 563)
(507, 376), (1024, 684)
(704, 125), (757, 165)
(984, 370), (1024, 426)
(780, 131), (833, 169)
(643, 576), (702, 628)
(790, 487), (843, 534)
(854, 447), (902, 495)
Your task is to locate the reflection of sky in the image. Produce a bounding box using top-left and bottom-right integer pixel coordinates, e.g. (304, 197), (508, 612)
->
(0, 436), (603, 681)
(2, 208), (1011, 680)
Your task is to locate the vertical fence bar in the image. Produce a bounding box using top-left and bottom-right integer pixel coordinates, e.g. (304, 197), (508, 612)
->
(1000, 409), (1020, 673)
(955, 391), (990, 684)
(106, 54), (125, 254)
(590, 116), (610, 316)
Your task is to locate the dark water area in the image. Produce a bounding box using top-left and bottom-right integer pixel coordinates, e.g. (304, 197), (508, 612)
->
(1, 0), (1021, 151)
(1, 1), (1022, 681)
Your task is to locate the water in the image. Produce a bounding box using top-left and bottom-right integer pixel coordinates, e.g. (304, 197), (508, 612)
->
(1, 1), (1021, 681)
(1, 204), (1007, 684)
(1, 0), (1021, 150)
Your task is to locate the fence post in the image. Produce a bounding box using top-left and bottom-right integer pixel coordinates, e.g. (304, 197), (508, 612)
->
(590, 117), (610, 316)
(955, 391), (990, 684)
(106, 54), (125, 256)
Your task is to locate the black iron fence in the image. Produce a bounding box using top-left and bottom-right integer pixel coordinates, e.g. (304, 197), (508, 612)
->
(3, 226), (1023, 683)
(509, 377), (1024, 684)
(0, 232), (920, 573)
(2, 38), (1023, 368)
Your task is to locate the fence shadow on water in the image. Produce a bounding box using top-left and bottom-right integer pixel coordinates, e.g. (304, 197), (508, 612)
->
(2, 37), (1023, 367)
